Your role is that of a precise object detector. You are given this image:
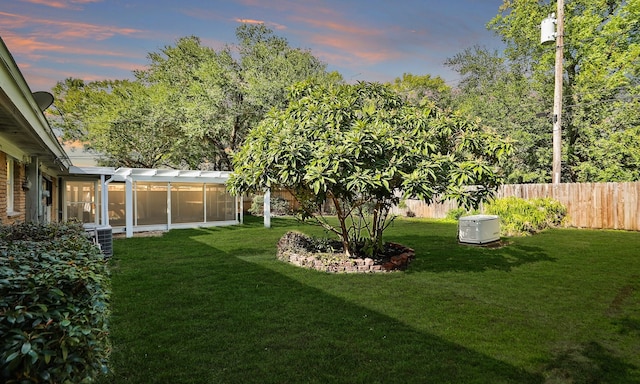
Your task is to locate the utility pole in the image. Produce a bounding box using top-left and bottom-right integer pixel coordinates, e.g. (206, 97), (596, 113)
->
(541, 1), (564, 184)
(552, 0), (564, 184)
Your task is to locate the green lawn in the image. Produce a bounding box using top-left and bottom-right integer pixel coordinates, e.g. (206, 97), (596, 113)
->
(102, 216), (640, 383)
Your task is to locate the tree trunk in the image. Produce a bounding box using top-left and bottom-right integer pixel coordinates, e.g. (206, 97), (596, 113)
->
(330, 193), (352, 257)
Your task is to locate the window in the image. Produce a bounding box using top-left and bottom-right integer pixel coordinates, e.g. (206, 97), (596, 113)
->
(6, 157), (14, 213)
(66, 181), (97, 223)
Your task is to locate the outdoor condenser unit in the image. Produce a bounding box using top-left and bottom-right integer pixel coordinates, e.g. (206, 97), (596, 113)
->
(85, 225), (113, 257)
(458, 215), (500, 245)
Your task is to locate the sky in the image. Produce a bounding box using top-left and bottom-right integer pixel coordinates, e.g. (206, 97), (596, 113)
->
(1, 0), (506, 92)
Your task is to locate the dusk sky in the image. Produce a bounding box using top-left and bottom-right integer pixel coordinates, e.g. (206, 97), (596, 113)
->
(2, 0), (507, 92)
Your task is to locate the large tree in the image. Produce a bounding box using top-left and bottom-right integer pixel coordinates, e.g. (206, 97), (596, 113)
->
(446, 46), (551, 183)
(488, 0), (640, 182)
(388, 73), (453, 110)
(228, 81), (511, 257)
(52, 24), (337, 169)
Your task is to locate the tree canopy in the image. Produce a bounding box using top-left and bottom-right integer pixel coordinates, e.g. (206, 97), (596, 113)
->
(445, 45), (551, 183)
(481, 0), (640, 182)
(228, 81), (512, 257)
(389, 73), (453, 110)
(52, 25), (338, 169)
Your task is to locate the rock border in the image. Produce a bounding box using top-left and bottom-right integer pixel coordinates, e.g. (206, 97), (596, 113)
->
(277, 242), (415, 273)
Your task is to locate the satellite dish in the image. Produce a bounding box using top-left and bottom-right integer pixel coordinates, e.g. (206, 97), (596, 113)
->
(32, 91), (55, 111)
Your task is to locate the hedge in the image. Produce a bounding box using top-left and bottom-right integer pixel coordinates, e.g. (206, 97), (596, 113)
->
(0, 221), (111, 383)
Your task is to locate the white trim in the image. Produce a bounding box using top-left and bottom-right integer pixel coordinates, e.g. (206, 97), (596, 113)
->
(110, 220), (240, 234)
(6, 157), (14, 213)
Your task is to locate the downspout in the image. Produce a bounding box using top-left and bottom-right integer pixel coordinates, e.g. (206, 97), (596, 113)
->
(57, 176), (63, 222)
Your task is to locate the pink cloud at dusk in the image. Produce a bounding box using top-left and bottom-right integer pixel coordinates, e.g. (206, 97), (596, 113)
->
(2, 0), (505, 90)
(19, 0), (102, 10)
(0, 11), (142, 41)
(234, 18), (287, 30)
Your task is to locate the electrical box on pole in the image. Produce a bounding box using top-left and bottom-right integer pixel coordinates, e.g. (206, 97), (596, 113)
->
(540, 13), (556, 44)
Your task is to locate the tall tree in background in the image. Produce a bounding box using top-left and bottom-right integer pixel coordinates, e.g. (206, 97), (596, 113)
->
(446, 46), (550, 183)
(388, 73), (453, 109)
(52, 24), (338, 169)
(488, 0), (640, 182)
(52, 79), (190, 168)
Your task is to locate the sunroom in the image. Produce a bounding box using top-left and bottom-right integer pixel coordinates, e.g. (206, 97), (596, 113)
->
(65, 166), (242, 238)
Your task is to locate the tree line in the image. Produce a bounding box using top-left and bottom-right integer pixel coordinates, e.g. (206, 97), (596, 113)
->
(52, 0), (640, 183)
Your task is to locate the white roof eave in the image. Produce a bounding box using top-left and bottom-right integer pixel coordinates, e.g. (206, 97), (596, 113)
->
(68, 166), (231, 183)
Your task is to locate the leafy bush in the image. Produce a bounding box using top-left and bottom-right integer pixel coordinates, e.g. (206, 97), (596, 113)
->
(445, 207), (479, 221)
(249, 195), (290, 216)
(0, 221), (111, 383)
(484, 197), (567, 236)
(276, 231), (341, 255)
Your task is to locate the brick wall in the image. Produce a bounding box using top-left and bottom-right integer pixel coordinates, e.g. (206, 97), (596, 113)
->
(1, 151), (27, 224)
(13, 164), (26, 223)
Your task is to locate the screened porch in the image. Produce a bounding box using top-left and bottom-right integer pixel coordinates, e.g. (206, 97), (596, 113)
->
(65, 167), (242, 237)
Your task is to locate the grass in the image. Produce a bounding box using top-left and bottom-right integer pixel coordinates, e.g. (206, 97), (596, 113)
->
(101, 216), (640, 383)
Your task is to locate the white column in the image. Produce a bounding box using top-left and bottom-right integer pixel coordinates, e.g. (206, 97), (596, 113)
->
(100, 175), (107, 226)
(167, 182), (172, 230)
(125, 177), (133, 238)
(264, 189), (271, 228)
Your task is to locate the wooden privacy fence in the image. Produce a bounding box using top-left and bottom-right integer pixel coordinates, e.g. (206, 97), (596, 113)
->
(395, 182), (640, 232)
(250, 182), (640, 231)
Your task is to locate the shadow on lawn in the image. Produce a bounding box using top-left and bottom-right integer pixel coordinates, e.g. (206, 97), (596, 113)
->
(392, 234), (555, 274)
(109, 231), (545, 384)
(543, 341), (640, 383)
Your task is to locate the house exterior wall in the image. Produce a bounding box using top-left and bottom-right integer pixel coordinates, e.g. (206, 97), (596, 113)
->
(0, 151), (27, 224)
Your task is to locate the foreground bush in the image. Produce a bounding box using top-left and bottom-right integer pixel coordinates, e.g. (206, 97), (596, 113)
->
(0, 221), (111, 383)
(485, 197), (567, 236)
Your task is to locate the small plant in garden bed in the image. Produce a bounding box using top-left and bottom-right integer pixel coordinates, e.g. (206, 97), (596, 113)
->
(0, 221), (111, 383)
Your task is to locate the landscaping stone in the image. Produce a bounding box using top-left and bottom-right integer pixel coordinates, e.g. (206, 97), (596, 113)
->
(276, 231), (415, 273)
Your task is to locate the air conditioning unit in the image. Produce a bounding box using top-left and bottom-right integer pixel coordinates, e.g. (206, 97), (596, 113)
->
(85, 225), (113, 257)
(458, 215), (500, 245)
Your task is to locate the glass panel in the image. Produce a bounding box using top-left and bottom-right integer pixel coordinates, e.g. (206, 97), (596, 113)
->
(107, 183), (126, 226)
(135, 182), (168, 225)
(66, 181), (96, 223)
(171, 183), (204, 224)
(206, 184), (235, 221)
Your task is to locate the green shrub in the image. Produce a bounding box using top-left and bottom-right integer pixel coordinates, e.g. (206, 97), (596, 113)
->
(0, 221), (111, 383)
(485, 197), (567, 236)
(249, 195), (290, 216)
(445, 207), (479, 221)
